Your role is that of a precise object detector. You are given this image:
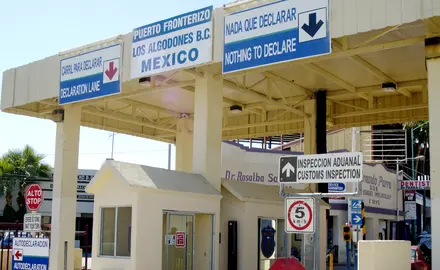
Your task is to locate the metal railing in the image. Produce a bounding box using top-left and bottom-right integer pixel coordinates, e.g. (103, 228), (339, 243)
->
(0, 223), (91, 270)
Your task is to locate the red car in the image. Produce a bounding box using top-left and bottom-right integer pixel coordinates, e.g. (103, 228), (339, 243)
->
(411, 246), (430, 270)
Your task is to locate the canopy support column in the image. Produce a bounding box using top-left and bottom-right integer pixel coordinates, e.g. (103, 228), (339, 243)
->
(192, 70), (223, 270)
(175, 116), (194, 173)
(426, 37), (440, 270)
(192, 71), (223, 191)
(49, 105), (81, 270)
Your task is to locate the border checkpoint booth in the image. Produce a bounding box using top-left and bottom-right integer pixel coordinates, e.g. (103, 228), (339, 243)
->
(86, 158), (322, 270)
(3, 0), (440, 269)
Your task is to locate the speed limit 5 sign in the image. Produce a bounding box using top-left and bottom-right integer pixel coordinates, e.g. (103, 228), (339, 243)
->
(285, 197), (315, 233)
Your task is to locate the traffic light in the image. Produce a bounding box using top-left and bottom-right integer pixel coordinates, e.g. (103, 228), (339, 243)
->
(342, 225), (351, 242)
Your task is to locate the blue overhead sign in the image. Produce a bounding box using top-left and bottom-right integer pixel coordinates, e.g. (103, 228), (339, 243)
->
(59, 44), (122, 105)
(131, 6), (213, 79)
(223, 0), (331, 74)
(13, 238), (49, 270)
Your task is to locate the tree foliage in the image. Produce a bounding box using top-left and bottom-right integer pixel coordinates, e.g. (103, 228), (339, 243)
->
(403, 120), (429, 147)
(0, 145), (51, 195)
(403, 121), (429, 176)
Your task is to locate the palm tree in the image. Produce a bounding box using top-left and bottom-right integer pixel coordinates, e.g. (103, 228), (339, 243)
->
(0, 145), (52, 195)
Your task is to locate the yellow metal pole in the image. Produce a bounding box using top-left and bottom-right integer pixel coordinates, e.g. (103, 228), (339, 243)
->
(329, 253), (334, 270)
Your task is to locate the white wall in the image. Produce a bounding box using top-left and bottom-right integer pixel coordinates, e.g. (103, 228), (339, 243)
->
(358, 241), (411, 270)
(91, 171), (136, 270)
(219, 188), (245, 270)
(135, 190), (221, 270)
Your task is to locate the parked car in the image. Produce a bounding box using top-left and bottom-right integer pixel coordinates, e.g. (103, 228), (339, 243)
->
(411, 245), (430, 270)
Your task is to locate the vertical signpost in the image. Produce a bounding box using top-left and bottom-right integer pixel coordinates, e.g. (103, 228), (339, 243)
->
(280, 152), (363, 269)
(24, 184), (43, 234)
(13, 184), (48, 270)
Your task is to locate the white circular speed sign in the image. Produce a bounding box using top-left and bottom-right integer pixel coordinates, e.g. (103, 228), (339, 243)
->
(285, 197), (315, 233)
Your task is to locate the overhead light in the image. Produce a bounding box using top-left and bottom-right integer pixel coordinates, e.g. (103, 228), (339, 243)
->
(51, 109), (65, 123)
(139, 76), (151, 87)
(382, 82), (396, 92)
(230, 105), (243, 113)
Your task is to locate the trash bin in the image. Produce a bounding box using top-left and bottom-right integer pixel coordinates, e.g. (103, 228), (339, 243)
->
(269, 257), (306, 270)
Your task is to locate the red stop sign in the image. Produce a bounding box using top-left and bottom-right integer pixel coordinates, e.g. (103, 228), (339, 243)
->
(25, 184), (43, 211)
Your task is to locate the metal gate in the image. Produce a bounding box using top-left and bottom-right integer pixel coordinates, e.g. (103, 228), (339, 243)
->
(0, 223), (91, 270)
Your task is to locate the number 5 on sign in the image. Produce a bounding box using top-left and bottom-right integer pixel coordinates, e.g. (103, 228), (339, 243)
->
(285, 197), (315, 234)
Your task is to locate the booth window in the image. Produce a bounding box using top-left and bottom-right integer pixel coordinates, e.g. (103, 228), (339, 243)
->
(100, 207), (132, 257)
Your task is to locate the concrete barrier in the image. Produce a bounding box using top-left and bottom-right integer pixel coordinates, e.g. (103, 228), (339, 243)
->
(74, 248), (83, 270)
(358, 240), (411, 270)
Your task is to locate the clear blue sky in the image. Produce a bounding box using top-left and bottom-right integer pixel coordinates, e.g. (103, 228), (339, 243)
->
(0, 0), (229, 170)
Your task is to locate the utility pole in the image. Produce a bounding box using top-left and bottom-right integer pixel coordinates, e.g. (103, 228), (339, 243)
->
(109, 132), (115, 159)
(167, 144), (172, 170)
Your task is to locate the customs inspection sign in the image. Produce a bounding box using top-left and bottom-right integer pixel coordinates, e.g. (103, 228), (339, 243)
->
(279, 152), (363, 184)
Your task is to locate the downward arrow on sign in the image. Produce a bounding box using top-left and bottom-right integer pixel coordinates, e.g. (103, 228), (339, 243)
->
(301, 12), (324, 37)
(105, 62), (118, 80)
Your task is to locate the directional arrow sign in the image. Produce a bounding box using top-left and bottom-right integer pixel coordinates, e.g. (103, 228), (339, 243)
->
(223, 0), (331, 74)
(301, 13), (324, 37)
(279, 156), (298, 183)
(282, 162), (295, 178)
(14, 249), (23, 260)
(59, 44), (122, 105)
(279, 152), (363, 184)
(105, 61), (118, 80)
(351, 213), (362, 225)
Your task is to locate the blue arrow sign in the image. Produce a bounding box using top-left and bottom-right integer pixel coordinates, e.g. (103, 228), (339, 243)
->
(351, 213), (362, 225)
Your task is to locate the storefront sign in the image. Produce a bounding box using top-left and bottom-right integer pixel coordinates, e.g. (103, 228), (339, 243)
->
(131, 6), (213, 78)
(23, 213), (42, 232)
(405, 201), (417, 220)
(221, 142), (290, 186)
(44, 172), (95, 202)
(279, 152), (363, 184)
(359, 165), (394, 209)
(223, 0), (331, 73)
(399, 180), (430, 190)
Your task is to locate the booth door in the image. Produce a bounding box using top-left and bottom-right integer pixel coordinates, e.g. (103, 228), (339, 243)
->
(163, 212), (194, 270)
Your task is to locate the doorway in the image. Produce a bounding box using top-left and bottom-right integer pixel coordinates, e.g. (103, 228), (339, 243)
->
(162, 212), (194, 270)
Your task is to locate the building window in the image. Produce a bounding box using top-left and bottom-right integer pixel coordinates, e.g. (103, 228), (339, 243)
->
(100, 207), (132, 257)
